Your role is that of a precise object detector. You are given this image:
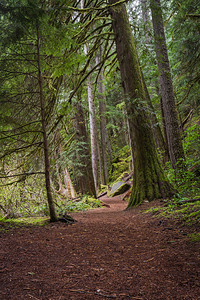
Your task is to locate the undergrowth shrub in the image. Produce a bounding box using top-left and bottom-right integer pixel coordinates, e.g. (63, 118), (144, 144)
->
(148, 123), (200, 225)
(0, 176), (101, 219)
(166, 123), (200, 198)
(147, 199), (200, 225)
(56, 195), (101, 214)
(0, 175), (47, 218)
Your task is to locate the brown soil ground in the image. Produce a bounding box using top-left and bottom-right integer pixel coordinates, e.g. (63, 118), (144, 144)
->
(0, 195), (200, 300)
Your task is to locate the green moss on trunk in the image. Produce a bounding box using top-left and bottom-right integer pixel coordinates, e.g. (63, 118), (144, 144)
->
(109, 0), (175, 207)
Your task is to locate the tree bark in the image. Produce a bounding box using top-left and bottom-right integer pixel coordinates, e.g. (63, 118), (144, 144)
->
(74, 100), (97, 197)
(36, 23), (57, 222)
(141, 0), (151, 45)
(81, 0), (99, 194)
(56, 164), (68, 197)
(139, 0), (169, 162)
(108, 0), (175, 206)
(96, 46), (108, 185)
(63, 168), (76, 199)
(142, 73), (169, 162)
(150, 0), (185, 169)
(86, 74), (99, 193)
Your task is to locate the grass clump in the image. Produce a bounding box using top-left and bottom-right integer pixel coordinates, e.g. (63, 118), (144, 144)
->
(146, 123), (200, 228)
(146, 198), (200, 226)
(0, 216), (49, 231)
(188, 233), (200, 242)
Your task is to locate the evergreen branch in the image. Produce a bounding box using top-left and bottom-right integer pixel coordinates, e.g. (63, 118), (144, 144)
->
(181, 109), (193, 129)
(78, 29), (114, 76)
(0, 131), (43, 140)
(68, 51), (116, 103)
(0, 58), (37, 62)
(74, 13), (111, 45)
(0, 180), (24, 186)
(0, 121), (42, 133)
(82, 31), (114, 44)
(0, 92), (39, 98)
(0, 142), (43, 159)
(176, 82), (195, 106)
(186, 14), (200, 19)
(66, 0), (126, 13)
(0, 70), (38, 79)
(0, 172), (45, 179)
(104, 55), (118, 75)
(66, 5), (104, 13)
(84, 21), (112, 39)
(93, 41), (116, 93)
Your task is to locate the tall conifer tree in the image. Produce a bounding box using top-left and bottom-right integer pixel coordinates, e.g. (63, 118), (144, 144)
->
(108, 0), (174, 206)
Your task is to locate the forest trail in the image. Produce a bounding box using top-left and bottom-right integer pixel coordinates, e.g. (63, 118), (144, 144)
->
(0, 195), (199, 300)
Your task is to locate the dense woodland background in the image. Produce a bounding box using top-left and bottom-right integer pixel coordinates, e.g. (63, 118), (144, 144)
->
(0, 0), (199, 222)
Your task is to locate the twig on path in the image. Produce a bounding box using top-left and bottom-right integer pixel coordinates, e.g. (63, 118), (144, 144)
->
(27, 294), (40, 300)
(68, 289), (142, 299)
(68, 289), (117, 298)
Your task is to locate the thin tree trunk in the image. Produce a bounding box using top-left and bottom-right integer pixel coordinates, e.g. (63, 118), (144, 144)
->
(108, 0), (175, 206)
(36, 23), (57, 222)
(139, 0), (169, 162)
(57, 164), (68, 197)
(142, 73), (169, 162)
(96, 46), (108, 185)
(81, 0), (99, 193)
(141, 0), (151, 45)
(106, 130), (113, 162)
(97, 139), (103, 185)
(86, 75), (99, 193)
(63, 168), (76, 199)
(150, 0), (185, 169)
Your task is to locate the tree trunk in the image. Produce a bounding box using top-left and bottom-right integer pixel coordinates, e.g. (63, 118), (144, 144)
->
(96, 46), (108, 185)
(97, 139), (104, 185)
(108, 0), (175, 206)
(56, 164), (68, 197)
(86, 74), (99, 193)
(139, 0), (169, 162)
(74, 100), (97, 197)
(141, 0), (151, 45)
(63, 168), (76, 199)
(36, 23), (57, 222)
(150, 0), (185, 169)
(142, 73), (169, 162)
(81, 0), (99, 193)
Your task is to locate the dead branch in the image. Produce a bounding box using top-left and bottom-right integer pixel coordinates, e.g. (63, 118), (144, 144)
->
(178, 198), (200, 205)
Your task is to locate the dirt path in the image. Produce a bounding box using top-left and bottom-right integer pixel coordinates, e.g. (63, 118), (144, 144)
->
(0, 195), (199, 300)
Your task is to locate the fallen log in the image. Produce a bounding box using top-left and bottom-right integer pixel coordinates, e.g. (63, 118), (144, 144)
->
(97, 191), (107, 198)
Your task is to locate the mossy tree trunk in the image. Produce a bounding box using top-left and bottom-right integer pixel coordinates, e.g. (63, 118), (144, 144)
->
(96, 45), (109, 185)
(74, 99), (97, 197)
(108, 0), (175, 206)
(150, 0), (185, 169)
(142, 72), (169, 163)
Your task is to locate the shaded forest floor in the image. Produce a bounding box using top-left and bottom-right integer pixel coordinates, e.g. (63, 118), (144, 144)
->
(0, 195), (200, 300)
